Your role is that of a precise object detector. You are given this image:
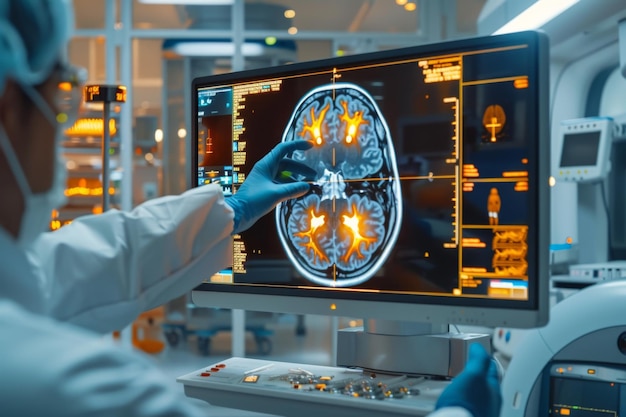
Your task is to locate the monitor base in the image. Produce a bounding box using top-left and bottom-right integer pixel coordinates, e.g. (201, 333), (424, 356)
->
(336, 319), (491, 377)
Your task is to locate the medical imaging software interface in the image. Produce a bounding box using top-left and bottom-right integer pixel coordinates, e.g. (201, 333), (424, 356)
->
(195, 40), (537, 302)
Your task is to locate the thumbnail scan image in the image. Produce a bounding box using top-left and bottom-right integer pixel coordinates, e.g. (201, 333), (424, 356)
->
(275, 83), (402, 287)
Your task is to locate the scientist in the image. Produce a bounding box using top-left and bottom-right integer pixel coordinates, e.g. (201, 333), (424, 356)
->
(0, 1), (500, 416)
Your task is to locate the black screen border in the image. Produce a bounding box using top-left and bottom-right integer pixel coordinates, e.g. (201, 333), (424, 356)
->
(190, 31), (550, 327)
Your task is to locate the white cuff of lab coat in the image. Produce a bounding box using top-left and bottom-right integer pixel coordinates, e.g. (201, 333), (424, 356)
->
(428, 407), (473, 417)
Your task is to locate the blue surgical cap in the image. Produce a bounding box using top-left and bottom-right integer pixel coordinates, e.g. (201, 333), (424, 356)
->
(0, 0), (73, 93)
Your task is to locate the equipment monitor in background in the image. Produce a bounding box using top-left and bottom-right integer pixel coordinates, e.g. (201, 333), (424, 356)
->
(557, 117), (614, 183)
(190, 30), (550, 329)
(547, 363), (626, 417)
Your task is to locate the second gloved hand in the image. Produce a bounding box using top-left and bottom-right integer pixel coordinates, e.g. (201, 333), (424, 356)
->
(225, 140), (314, 234)
(435, 343), (502, 417)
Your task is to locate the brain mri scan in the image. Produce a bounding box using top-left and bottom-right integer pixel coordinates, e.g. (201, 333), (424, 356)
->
(276, 83), (403, 287)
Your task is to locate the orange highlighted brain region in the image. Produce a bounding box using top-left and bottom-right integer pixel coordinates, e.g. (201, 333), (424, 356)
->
(275, 83), (402, 287)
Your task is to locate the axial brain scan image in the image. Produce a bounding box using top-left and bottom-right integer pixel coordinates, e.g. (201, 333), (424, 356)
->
(275, 83), (403, 287)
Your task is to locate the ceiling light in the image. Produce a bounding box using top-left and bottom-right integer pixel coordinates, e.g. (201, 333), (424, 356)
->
(404, 2), (417, 12)
(494, 0), (580, 34)
(138, 0), (234, 4)
(171, 41), (265, 56)
(284, 9), (296, 19)
(288, 26), (298, 35)
(395, 0), (408, 5)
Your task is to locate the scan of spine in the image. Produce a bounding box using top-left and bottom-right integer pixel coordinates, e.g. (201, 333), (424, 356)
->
(276, 83), (403, 287)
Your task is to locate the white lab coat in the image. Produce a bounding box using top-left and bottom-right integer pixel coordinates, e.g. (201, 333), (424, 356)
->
(25, 184), (234, 333)
(0, 183), (470, 417)
(0, 298), (211, 417)
(429, 408), (472, 417)
(0, 184), (233, 416)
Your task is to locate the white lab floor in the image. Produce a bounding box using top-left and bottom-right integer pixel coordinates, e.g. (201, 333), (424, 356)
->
(144, 313), (342, 417)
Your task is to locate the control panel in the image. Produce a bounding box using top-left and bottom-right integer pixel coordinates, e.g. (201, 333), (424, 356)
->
(177, 357), (452, 417)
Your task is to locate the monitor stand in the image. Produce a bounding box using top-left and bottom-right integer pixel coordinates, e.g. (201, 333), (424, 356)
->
(336, 319), (491, 377)
(177, 319), (492, 416)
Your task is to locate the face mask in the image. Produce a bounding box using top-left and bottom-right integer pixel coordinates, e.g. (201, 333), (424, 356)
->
(0, 84), (68, 248)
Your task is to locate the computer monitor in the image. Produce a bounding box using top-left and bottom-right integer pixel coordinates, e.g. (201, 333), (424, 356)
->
(556, 116), (614, 183)
(191, 31), (550, 330)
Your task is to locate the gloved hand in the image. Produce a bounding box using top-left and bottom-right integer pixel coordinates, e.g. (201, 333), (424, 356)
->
(225, 140), (314, 234)
(435, 343), (502, 417)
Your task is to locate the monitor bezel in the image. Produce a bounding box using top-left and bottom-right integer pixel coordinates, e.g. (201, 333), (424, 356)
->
(556, 117), (614, 183)
(190, 31), (550, 329)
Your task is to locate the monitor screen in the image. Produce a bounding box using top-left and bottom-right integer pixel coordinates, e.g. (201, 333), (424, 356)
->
(547, 363), (626, 416)
(559, 132), (601, 167)
(191, 31), (550, 328)
(556, 117), (613, 183)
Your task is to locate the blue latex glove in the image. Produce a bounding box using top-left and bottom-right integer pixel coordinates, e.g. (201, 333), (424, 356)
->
(225, 140), (314, 234)
(435, 343), (502, 417)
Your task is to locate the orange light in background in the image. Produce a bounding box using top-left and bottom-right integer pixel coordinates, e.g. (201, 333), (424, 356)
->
(49, 219), (72, 231)
(65, 118), (117, 137)
(514, 77), (529, 89)
(64, 178), (116, 197)
(64, 187), (115, 197)
(566, 236), (573, 244)
(521, 158), (528, 164)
